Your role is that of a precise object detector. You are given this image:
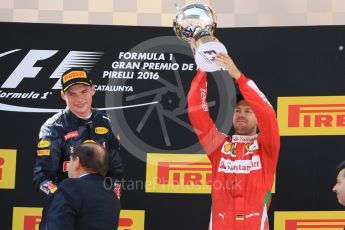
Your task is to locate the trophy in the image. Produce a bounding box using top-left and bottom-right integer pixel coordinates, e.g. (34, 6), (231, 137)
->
(173, 3), (227, 72)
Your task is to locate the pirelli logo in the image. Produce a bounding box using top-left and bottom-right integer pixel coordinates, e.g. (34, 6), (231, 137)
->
(274, 211), (345, 230)
(118, 210), (145, 230)
(12, 207), (144, 230)
(0, 149), (17, 189)
(146, 153), (212, 194)
(12, 207), (42, 230)
(62, 70), (86, 83)
(277, 96), (345, 135)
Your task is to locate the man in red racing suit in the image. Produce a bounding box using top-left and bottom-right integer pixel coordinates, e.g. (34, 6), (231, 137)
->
(188, 53), (280, 230)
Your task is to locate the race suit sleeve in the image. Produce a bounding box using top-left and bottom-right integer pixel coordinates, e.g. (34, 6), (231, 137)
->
(33, 122), (62, 196)
(108, 132), (123, 199)
(46, 179), (81, 230)
(237, 74), (280, 186)
(103, 114), (124, 187)
(107, 130), (124, 182)
(187, 70), (227, 160)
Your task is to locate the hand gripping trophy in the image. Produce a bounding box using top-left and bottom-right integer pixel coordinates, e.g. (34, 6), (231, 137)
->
(173, 3), (227, 72)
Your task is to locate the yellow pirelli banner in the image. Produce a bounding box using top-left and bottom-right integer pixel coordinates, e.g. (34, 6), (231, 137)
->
(146, 153), (212, 194)
(274, 211), (345, 230)
(12, 207), (42, 230)
(277, 96), (345, 136)
(146, 153), (276, 194)
(12, 207), (145, 230)
(0, 149), (17, 189)
(117, 210), (145, 230)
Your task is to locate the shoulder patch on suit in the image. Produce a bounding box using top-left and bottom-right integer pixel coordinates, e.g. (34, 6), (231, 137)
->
(37, 149), (50, 156)
(37, 140), (51, 148)
(95, 127), (109, 134)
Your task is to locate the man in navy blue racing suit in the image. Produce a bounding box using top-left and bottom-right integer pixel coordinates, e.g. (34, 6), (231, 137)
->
(33, 69), (124, 229)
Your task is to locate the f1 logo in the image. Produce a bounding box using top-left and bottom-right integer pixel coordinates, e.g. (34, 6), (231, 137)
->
(0, 49), (103, 90)
(1, 50), (58, 88)
(202, 50), (217, 61)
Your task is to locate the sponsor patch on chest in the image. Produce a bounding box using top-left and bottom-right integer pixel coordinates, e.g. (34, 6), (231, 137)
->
(244, 140), (259, 156)
(221, 141), (236, 157)
(218, 155), (262, 174)
(64, 131), (79, 141)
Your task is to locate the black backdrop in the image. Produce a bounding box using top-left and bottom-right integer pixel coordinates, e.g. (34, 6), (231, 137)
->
(0, 22), (344, 230)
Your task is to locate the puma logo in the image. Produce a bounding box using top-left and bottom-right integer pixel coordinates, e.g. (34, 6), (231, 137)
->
(218, 212), (225, 220)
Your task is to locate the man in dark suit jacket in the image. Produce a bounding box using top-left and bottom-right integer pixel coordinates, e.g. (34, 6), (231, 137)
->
(46, 142), (120, 230)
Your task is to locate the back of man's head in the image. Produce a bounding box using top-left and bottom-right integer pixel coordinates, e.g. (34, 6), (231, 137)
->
(71, 143), (108, 177)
